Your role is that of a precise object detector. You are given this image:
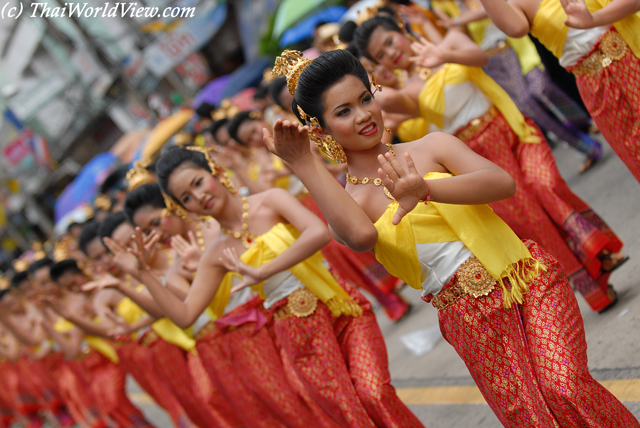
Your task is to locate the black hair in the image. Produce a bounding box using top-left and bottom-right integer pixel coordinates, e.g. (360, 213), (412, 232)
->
(314, 21), (327, 30)
(67, 222), (82, 233)
(195, 102), (216, 118)
(227, 111), (257, 145)
(354, 15), (403, 61)
(98, 211), (128, 245)
(345, 43), (360, 58)
(156, 147), (211, 203)
(268, 77), (289, 110)
(10, 271), (30, 289)
(292, 49), (370, 128)
(387, 0), (410, 5)
(210, 119), (229, 144)
(50, 259), (82, 283)
(123, 183), (166, 225)
(99, 165), (129, 195)
(253, 83), (270, 101)
(28, 258), (54, 275)
(377, 6), (396, 15)
(78, 222), (101, 256)
(339, 21), (358, 43)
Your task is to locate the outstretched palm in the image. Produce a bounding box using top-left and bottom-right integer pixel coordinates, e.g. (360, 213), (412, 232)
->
(264, 119), (312, 165)
(409, 37), (445, 69)
(378, 152), (430, 225)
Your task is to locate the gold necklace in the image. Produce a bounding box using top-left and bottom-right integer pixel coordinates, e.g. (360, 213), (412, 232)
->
(220, 196), (257, 249)
(194, 222), (206, 252)
(345, 128), (396, 201)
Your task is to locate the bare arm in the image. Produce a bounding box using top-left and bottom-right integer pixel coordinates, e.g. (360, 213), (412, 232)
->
(562, 0), (640, 28)
(376, 87), (420, 117)
(410, 32), (488, 68)
(264, 121), (378, 252)
(476, 0), (531, 37)
(0, 314), (42, 347)
(40, 315), (84, 360)
(112, 283), (164, 319)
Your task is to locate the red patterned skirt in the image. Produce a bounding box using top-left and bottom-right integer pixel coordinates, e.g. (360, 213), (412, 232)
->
(59, 359), (106, 428)
(143, 333), (229, 428)
(569, 28), (640, 184)
(195, 296), (323, 428)
(80, 350), (153, 428)
(435, 240), (638, 427)
(271, 282), (424, 428)
(458, 112), (621, 311)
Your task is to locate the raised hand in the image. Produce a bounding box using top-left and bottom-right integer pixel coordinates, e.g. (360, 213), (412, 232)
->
(81, 274), (121, 293)
(398, 4), (427, 24)
(128, 228), (161, 271)
(409, 37), (446, 68)
(263, 119), (312, 166)
(103, 237), (140, 276)
(219, 247), (266, 293)
(378, 152), (430, 225)
(172, 231), (203, 271)
(560, 0), (596, 28)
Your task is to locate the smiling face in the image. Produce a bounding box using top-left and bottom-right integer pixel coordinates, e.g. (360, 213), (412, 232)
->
(132, 206), (184, 246)
(236, 119), (266, 148)
(167, 164), (229, 217)
(367, 27), (412, 71)
(360, 57), (398, 87)
(319, 75), (384, 154)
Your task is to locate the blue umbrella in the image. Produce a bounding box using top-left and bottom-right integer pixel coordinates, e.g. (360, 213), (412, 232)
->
(221, 58), (273, 99)
(54, 152), (117, 221)
(279, 6), (348, 48)
(193, 74), (233, 109)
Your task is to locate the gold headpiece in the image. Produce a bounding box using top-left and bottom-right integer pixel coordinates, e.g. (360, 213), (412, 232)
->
(161, 193), (189, 221)
(0, 277), (9, 290)
(13, 259), (28, 273)
(273, 50), (313, 96)
(53, 237), (72, 262)
(174, 132), (192, 148)
(212, 99), (240, 121)
(357, 7), (380, 25)
(262, 67), (277, 84)
(94, 194), (112, 211)
(126, 159), (155, 191)
(30, 242), (47, 261)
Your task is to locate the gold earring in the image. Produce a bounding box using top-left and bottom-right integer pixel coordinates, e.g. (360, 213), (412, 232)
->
(371, 72), (382, 96)
(309, 132), (347, 164)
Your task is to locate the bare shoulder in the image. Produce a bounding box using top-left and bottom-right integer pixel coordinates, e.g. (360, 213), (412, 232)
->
(200, 233), (234, 268)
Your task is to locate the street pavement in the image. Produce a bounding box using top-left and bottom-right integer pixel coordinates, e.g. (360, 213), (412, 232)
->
(128, 134), (640, 427)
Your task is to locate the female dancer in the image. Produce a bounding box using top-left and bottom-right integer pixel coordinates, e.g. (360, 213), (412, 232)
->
(118, 175), (317, 428)
(475, 0), (640, 183)
(135, 146), (424, 427)
(227, 110), (411, 320)
(354, 15), (626, 312)
(267, 48), (639, 427)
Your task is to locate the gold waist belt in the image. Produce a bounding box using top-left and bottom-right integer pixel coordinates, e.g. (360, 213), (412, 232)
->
(455, 105), (498, 143)
(274, 288), (319, 321)
(428, 257), (496, 311)
(485, 41), (509, 57)
(572, 30), (627, 77)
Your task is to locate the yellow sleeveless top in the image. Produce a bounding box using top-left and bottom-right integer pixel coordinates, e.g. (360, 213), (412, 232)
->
(416, 64), (541, 143)
(373, 172), (544, 308)
(224, 223), (361, 317)
(531, 0), (640, 59)
(85, 316), (120, 363)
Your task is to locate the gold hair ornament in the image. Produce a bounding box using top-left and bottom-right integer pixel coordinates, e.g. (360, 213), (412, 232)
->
(356, 7), (379, 25)
(94, 194), (112, 211)
(273, 50), (313, 96)
(126, 159), (155, 191)
(212, 99), (240, 121)
(371, 72), (383, 95)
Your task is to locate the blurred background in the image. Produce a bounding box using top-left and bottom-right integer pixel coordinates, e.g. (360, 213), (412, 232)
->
(0, 0), (361, 269)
